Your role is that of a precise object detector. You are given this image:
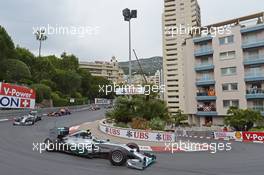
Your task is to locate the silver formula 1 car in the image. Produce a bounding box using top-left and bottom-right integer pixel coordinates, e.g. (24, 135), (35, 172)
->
(44, 127), (156, 170)
(13, 111), (41, 126)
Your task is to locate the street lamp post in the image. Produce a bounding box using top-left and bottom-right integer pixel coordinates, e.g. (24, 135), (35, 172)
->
(35, 29), (48, 58)
(122, 8), (137, 85)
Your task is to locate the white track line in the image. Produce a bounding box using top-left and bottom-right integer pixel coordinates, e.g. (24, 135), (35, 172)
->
(0, 119), (9, 122)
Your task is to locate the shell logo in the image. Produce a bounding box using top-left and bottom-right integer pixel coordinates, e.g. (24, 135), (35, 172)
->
(235, 131), (242, 139)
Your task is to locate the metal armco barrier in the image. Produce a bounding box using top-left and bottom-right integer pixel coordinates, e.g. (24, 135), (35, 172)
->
(214, 131), (264, 143)
(0, 105), (91, 119)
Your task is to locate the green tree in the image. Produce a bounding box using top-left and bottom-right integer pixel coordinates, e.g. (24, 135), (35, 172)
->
(0, 26), (17, 79)
(78, 69), (93, 97)
(31, 84), (52, 103)
(89, 76), (114, 100)
(31, 57), (56, 81)
(0, 59), (31, 82)
(53, 70), (81, 95)
(149, 117), (166, 130)
(0, 26), (16, 61)
(45, 55), (62, 69)
(225, 106), (263, 131)
(15, 47), (36, 68)
(60, 52), (79, 71)
(106, 96), (170, 125)
(171, 110), (187, 127)
(40, 79), (57, 90)
(135, 97), (170, 121)
(106, 96), (136, 123)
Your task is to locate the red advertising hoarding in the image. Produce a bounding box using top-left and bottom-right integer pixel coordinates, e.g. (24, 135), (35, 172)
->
(0, 82), (35, 109)
(242, 132), (264, 142)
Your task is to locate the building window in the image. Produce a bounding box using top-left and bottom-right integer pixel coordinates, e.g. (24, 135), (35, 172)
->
(221, 67), (236, 76)
(222, 83), (238, 91)
(245, 49), (259, 58)
(220, 51), (236, 60)
(219, 35), (234, 45)
(223, 100), (239, 108)
(244, 33), (257, 43)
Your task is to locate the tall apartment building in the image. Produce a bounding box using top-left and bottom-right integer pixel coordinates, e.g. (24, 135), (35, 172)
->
(183, 12), (264, 126)
(79, 56), (125, 84)
(162, 0), (201, 114)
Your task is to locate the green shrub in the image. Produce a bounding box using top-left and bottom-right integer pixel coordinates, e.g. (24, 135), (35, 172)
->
(72, 92), (82, 98)
(149, 117), (166, 131)
(51, 92), (68, 107)
(31, 84), (52, 103)
(105, 96), (170, 125)
(250, 126), (264, 131)
(40, 79), (57, 90)
(0, 59), (31, 82)
(114, 122), (129, 128)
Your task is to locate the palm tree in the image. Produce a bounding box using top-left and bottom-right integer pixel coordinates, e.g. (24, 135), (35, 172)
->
(35, 29), (47, 57)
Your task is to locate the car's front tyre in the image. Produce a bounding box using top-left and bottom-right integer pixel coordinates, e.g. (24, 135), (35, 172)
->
(109, 148), (127, 166)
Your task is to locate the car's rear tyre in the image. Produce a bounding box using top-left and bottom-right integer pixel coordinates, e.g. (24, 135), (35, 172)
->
(127, 143), (140, 152)
(109, 148), (127, 166)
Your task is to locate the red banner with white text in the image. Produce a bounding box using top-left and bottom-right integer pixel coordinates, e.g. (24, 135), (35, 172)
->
(0, 82), (35, 109)
(242, 132), (264, 142)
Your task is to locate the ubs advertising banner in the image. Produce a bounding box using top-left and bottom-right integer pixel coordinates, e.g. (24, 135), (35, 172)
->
(99, 122), (175, 142)
(0, 82), (36, 109)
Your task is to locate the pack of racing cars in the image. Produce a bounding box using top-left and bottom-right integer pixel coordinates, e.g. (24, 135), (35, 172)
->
(44, 127), (156, 170)
(13, 111), (42, 126)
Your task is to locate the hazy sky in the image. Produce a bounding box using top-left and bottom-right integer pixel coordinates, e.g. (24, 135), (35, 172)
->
(0, 0), (264, 62)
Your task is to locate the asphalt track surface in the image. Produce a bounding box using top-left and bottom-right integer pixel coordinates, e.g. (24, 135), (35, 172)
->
(0, 109), (263, 175)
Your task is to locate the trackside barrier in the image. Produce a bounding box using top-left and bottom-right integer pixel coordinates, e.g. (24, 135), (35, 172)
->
(213, 131), (264, 143)
(0, 105), (91, 119)
(99, 120), (176, 142)
(213, 132), (243, 141)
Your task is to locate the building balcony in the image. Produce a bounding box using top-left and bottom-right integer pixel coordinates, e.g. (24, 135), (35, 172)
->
(245, 72), (264, 82)
(193, 35), (213, 43)
(244, 55), (264, 65)
(196, 77), (215, 86)
(195, 63), (214, 71)
(196, 92), (217, 101)
(242, 39), (264, 49)
(194, 47), (214, 57)
(248, 106), (264, 116)
(246, 89), (264, 99)
(197, 105), (217, 116)
(241, 24), (264, 34)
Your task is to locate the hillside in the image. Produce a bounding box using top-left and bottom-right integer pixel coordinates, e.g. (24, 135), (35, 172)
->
(119, 56), (162, 75)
